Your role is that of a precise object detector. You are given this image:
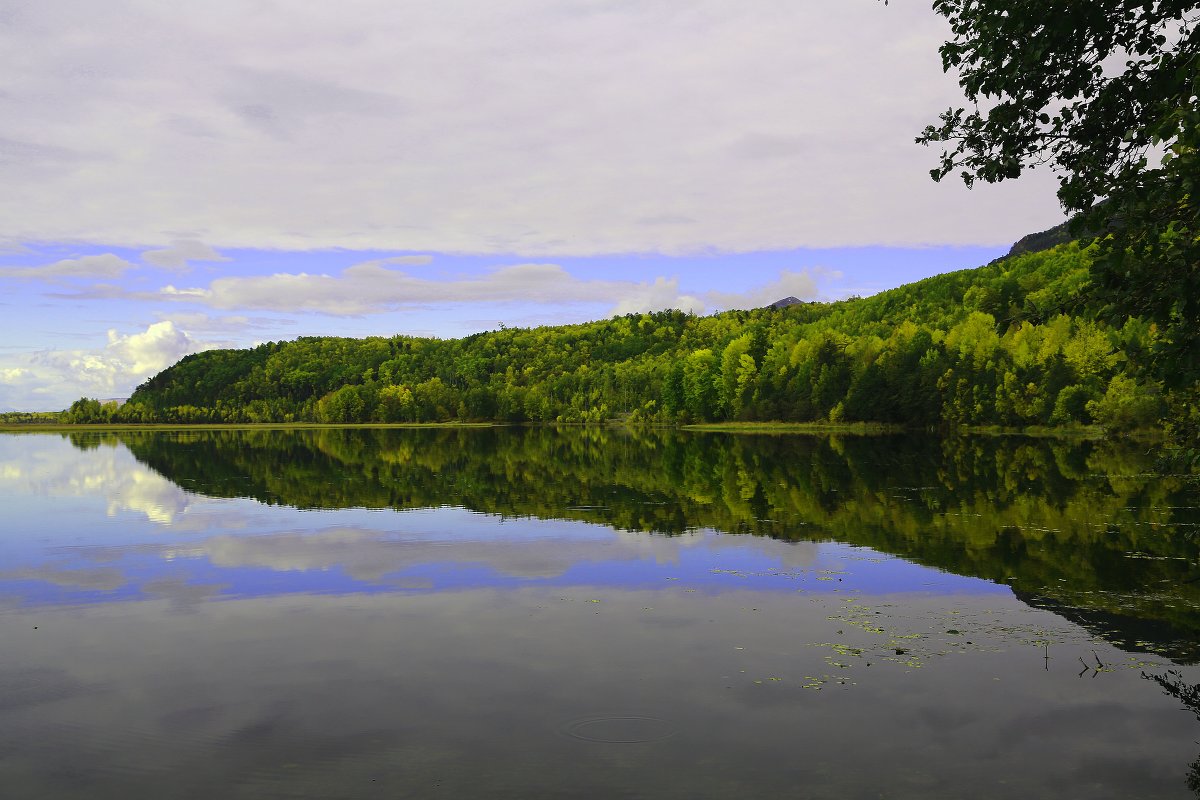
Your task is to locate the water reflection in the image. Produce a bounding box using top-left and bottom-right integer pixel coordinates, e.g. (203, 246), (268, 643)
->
(34, 426), (1200, 661)
(1, 585), (1197, 799)
(1, 428), (1199, 798)
(1146, 670), (1200, 793)
(2, 432), (1003, 610)
(0, 432), (195, 523)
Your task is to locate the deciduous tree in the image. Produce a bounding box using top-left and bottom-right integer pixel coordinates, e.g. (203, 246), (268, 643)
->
(919, 0), (1199, 381)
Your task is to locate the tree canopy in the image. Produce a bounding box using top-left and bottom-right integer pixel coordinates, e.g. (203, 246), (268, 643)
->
(919, 0), (1199, 386)
(68, 242), (1182, 437)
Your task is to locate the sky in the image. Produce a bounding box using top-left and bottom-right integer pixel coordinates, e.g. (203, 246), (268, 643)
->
(0, 1), (1066, 411)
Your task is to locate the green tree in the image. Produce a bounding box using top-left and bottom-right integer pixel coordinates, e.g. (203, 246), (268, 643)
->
(1051, 384), (1095, 426)
(1087, 374), (1164, 432)
(65, 397), (105, 423)
(317, 385), (368, 423)
(919, 0), (1199, 382)
(720, 334), (756, 418)
(413, 377), (458, 421)
(376, 385), (415, 422)
(1062, 320), (1118, 384)
(809, 338), (852, 419)
(683, 349), (722, 421)
(662, 362), (686, 417)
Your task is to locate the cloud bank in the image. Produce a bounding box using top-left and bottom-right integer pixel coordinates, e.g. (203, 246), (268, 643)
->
(141, 240), (231, 272)
(0, 254), (137, 280)
(140, 259), (821, 317)
(0, 321), (207, 409)
(0, 1), (1064, 255)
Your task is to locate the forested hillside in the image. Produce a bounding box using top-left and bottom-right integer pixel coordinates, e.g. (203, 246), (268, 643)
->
(68, 241), (1195, 434)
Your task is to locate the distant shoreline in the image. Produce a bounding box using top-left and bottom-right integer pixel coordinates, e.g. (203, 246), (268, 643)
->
(0, 421), (498, 432)
(0, 419), (1124, 440)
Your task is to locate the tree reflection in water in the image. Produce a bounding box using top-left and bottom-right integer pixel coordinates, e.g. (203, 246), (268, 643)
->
(65, 426), (1200, 662)
(38, 425), (1200, 795)
(1145, 670), (1200, 795)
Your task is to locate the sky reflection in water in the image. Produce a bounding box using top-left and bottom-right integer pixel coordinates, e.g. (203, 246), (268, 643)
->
(1, 429), (1199, 799)
(0, 433), (1009, 608)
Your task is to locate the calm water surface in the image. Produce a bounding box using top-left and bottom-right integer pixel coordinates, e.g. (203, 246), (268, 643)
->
(1, 427), (1199, 798)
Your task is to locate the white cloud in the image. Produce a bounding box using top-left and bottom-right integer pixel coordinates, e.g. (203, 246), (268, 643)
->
(610, 278), (705, 316)
(160, 285), (210, 298)
(0, 253), (136, 280)
(155, 311), (291, 334)
(0, 321), (208, 410)
(0, 1), (1065, 255)
(706, 270), (821, 310)
(105, 320), (198, 375)
(146, 259), (747, 316)
(141, 239), (230, 271)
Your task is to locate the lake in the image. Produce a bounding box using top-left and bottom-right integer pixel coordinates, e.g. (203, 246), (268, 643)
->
(1, 427), (1199, 798)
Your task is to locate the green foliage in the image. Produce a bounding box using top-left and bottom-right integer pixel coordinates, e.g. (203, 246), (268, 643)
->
(683, 349), (722, 420)
(111, 243), (1194, 434)
(64, 397), (120, 424)
(0, 410), (63, 425)
(1050, 384), (1094, 426)
(918, 0), (1200, 385)
(719, 334), (755, 418)
(316, 385), (370, 423)
(1087, 374), (1164, 432)
(376, 385), (415, 423)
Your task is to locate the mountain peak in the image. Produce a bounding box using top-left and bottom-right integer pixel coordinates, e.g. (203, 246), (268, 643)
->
(767, 296), (802, 309)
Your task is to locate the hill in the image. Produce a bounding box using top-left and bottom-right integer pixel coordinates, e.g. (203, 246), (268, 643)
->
(69, 240), (1192, 433)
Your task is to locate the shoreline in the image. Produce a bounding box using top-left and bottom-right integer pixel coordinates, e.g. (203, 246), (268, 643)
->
(0, 419), (1131, 440)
